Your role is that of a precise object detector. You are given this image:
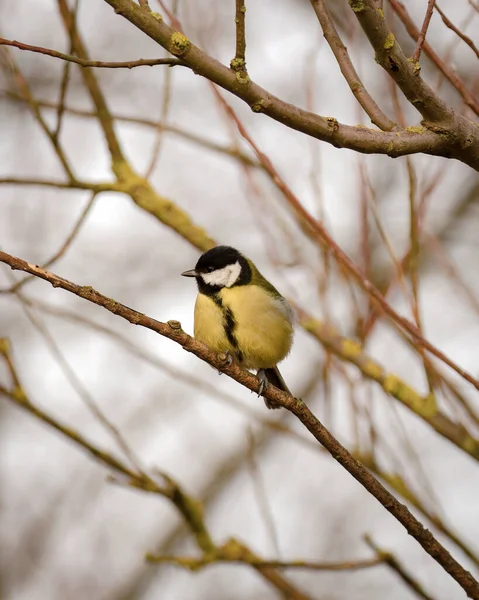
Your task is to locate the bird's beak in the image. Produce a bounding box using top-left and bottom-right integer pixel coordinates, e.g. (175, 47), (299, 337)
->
(181, 269), (199, 278)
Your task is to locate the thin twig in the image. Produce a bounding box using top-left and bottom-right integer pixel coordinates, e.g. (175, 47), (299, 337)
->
(0, 251), (478, 598)
(435, 3), (479, 60)
(144, 52), (174, 178)
(309, 0), (397, 131)
(24, 294), (320, 452)
(364, 535), (436, 600)
(0, 48), (75, 179)
(52, 0), (80, 141)
(388, 0), (479, 116)
(0, 37), (186, 68)
(412, 0), (436, 63)
(209, 86), (479, 393)
(2, 91), (262, 168)
(10, 288), (148, 476)
(232, 0), (247, 77)
(146, 552), (386, 571)
(0, 177), (122, 192)
(4, 192), (97, 294)
(102, 0), (479, 170)
(246, 430), (280, 557)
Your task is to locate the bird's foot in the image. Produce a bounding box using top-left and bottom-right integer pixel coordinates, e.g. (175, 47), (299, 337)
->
(217, 351), (234, 375)
(257, 369), (268, 397)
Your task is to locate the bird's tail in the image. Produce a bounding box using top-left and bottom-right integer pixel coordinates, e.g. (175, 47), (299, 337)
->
(263, 366), (291, 410)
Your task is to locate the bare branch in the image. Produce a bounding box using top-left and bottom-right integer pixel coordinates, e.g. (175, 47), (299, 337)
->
(231, 0), (247, 81)
(4, 192), (97, 294)
(434, 3), (479, 61)
(0, 250), (478, 599)
(0, 37), (186, 68)
(364, 535), (436, 600)
(412, 0), (436, 63)
(387, 0), (479, 116)
(0, 177), (121, 192)
(309, 0), (397, 131)
(101, 0), (479, 169)
(209, 87), (479, 393)
(146, 550), (386, 571)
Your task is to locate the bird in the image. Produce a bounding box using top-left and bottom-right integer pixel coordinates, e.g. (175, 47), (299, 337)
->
(181, 245), (294, 409)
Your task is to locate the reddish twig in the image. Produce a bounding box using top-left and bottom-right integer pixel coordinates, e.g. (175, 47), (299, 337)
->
(388, 0), (479, 116)
(209, 87), (479, 393)
(412, 0), (436, 63)
(103, 0), (479, 170)
(309, 0), (397, 131)
(435, 3), (479, 60)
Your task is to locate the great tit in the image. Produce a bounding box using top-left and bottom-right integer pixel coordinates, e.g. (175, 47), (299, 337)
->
(182, 246), (294, 409)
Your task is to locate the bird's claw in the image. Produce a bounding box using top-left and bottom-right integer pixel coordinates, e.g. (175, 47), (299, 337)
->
(217, 351), (233, 375)
(257, 369), (268, 397)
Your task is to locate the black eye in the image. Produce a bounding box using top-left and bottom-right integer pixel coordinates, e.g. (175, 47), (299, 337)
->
(206, 266), (215, 273)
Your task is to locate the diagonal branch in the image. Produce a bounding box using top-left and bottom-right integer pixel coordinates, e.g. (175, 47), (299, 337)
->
(386, 0), (479, 116)
(0, 339), (315, 600)
(309, 0), (397, 131)
(364, 534), (436, 600)
(412, 0), (436, 63)
(210, 88), (479, 392)
(435, 3), (479, 61)
(232, 0), (247, 79)
(0, 250), (478, 599)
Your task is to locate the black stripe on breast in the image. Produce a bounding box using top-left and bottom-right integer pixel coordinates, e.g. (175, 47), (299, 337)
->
(212, 294), (243, 363)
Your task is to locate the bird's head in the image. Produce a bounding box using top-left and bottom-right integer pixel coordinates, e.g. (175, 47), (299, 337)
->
(182, 245), (252, 293)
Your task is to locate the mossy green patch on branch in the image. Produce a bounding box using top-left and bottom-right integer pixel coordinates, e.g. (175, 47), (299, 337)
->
(362, 360), (384, 381)
(251, 98), (267, 113)
(170, 31), (190, 56)
(235, 71), (249, 84)
(230, 57), (245, 71)
(348, 0), (365, 12)
(12, 385), (28, 403)
(383, 33), (395, 50)
(405, 125), (426, 134)
(339, 338), (363, 360)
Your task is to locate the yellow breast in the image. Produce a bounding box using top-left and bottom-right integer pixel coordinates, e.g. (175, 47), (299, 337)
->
(193, 286), (294, 370)
(194, 293), (230, 354)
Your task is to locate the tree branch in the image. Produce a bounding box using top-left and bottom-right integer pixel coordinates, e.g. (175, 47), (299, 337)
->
(211, 89), (479, 392)
(0, 250), (478, 599)
(387, 0), (479, 117)
(232, 0), (247, 80)
(0, 339), (315, 600)
(100, 0), (479, 170)
(0, 37), (186, 68)
(146, 548), (385, 571)
(434, 3), (479, 61)
(412, 0), (436, 63)
(365, 534), (436, 600)
(309, 0), (397, 131)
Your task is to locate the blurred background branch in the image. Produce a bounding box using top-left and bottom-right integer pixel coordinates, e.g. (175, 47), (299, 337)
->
(1, 0), (478, 598)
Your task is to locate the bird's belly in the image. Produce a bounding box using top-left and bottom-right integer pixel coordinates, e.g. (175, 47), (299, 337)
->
(194, 293), (231, 354)
(220, 286), (293, 369)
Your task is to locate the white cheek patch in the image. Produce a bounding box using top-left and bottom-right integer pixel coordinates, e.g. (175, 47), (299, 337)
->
(201, 261), (241, 287)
